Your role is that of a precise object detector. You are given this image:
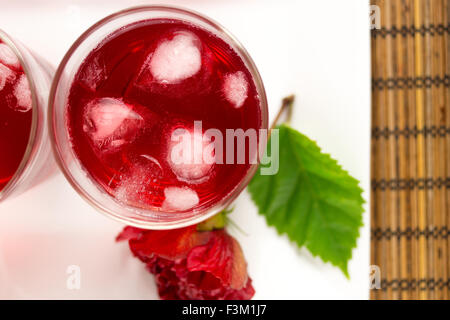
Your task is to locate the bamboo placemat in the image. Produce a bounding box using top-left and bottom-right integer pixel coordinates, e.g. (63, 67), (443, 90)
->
(370, 0), (450, 300)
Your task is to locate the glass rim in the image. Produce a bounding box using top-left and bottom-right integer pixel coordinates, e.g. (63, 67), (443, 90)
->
(48, 5), (268, 229)
(0, 29), (40, 201)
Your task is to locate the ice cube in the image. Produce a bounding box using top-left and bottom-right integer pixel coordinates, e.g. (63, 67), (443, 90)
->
(79, 55), (106, 91)
(0, 43), (20, 69)
(148, 31), (202, 83)
(223, 71), (248, 108)
(115, 166), (147, 206)
(167, 127), (214, 184)
(0, 63), (16, 91)
(162, 187), (199, 211)
(115, 166), (145, 205)
(115, 156), (163, 207)
(13, 74), (32, 112)
(83, 97), (144, 151)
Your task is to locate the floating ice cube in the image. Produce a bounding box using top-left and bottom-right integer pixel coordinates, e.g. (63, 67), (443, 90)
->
(114, 168), (149, 207)
(0, 43), (20, 69)
(0, 63), (16, 91)
(13, 74), (32, 112)
(79, 55), (106, 91)
(162, 187), (199, 211)
(115, 165), (147, 205)
(223, 71), (248, 108)
(83, 97), (144, 151)
(114, 156), (163, 207)
(148, 32), (202, 83)
(167, 127), (214, 184)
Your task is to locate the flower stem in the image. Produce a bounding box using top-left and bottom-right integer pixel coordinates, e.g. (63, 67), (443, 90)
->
(269, 95), (295, 139)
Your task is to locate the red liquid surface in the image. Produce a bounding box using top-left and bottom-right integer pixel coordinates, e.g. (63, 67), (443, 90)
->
(0, 41), (32, 192)
(67, 19), (262, 212)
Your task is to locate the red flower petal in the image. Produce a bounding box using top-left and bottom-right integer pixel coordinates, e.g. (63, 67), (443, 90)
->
(116, 226), (143, 241)
(117, 225), (211, 261)
(187, 230), (248, 290)
(118, 226), (255, 300)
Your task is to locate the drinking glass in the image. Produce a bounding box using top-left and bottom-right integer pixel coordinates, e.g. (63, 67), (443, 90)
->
(49, 6), (268, 229)
(0, 30), (55, 202)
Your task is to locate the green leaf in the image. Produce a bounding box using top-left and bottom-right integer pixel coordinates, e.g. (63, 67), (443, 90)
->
(248, 124), (364, 277)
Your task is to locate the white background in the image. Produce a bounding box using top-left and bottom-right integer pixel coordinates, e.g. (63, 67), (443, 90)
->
(0, 0), (371, 299)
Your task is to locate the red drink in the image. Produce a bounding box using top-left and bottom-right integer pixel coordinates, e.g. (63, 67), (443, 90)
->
(66, 19), (262, 212)
(0, 41), (32, 192)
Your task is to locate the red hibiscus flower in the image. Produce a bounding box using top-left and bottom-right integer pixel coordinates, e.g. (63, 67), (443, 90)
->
(117, 224), (255, 300)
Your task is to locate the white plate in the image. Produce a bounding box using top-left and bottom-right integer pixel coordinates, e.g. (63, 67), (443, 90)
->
(0, 0), (371, 299)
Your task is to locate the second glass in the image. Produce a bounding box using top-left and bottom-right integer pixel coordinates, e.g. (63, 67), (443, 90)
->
(0, 30), (54, 202)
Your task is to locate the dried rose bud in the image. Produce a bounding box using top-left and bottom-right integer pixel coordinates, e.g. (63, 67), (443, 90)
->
(117, 225), (254, 300)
